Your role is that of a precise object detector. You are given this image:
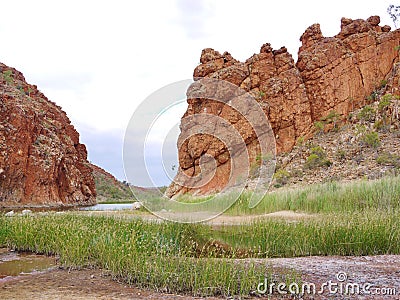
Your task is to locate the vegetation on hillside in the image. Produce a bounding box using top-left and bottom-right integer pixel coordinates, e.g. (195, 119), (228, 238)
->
(270, 92), (400, 189)
(94, 174), (134, 203)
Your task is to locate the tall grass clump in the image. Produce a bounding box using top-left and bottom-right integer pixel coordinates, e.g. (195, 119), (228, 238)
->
(227, 176), (400, 215)
(213, 211), (400, 258)
(0, 214), (269, 297)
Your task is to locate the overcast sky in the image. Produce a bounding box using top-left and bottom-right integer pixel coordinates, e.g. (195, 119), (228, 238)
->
(0, 0), (396, 186)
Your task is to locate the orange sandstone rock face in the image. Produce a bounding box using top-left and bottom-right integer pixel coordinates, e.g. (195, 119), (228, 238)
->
(298, 16), (400, 121)
(167, 16), (400, 197)
(0, 63), (96, 207)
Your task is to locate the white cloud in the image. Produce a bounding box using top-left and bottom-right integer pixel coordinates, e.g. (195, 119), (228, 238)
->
(0, 0), (396, 183)
(175, 0), (215, 39)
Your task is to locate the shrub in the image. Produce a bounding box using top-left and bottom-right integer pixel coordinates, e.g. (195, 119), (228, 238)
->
(358, 105), (376, 122)
(321, 110), (340, 123)
(255, 153), (274, 163)
(379, 94), (392, 111)
(273, 169), (291, 187)
(367, 91), (379, 101)
(321, 110), (341, 131)
(2, 70), (13, 85)
(249, 163), (260, 179)
(305, 154), (332, 169)
(355, 124), (367, 136)
(336, 149), (346, 161)
(304, 146), (332, 169)
(296, 135), (305, 147)
(94, 174), (135, 202)
(305, 154), (320, 169)
(380, 79), (388, 88)
(361, 131), (380, 148)
(376, 152), (400, 167)
(290, 168), (303, 177)
(348, 113), (354, 122)
(373, 120), (386, 131)
(310, 146), (325, 157)
(314, 121), (324, 134)
(28, 87), (33, 95)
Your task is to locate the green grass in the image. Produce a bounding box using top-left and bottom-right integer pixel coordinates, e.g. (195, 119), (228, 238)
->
(2, 212), (399, 261)
(226, 175), (400, 215)
(1, 209), (400, 295)
(214, 211), (400, 258)
(1, 176), (400, 296)
(0, 214), (271, 296)
(164, 176), (400, 217)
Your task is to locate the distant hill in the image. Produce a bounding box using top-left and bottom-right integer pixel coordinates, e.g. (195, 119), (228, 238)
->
(89, 164), (134, 203)
(90, 164), (164, 203)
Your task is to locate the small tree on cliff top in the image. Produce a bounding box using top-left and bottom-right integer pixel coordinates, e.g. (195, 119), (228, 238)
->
(388, 4), (400, 28)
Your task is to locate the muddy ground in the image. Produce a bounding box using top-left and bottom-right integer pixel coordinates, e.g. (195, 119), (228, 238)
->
(0, 267), (218, 300)
(1, 255), (399, 299)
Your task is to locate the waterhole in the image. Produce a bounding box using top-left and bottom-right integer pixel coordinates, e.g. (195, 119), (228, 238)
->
(0, 248), (57, 280)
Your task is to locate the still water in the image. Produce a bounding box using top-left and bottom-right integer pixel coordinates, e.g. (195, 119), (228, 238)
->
(0, 248), (57, 280)
(80, 203), (135, 211)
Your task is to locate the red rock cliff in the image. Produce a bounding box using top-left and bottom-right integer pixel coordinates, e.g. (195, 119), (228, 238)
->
(167, 16), (400, 197)
(0, 62), (96, 207)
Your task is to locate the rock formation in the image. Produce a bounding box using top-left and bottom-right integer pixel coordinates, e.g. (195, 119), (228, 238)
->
(167, 16), (400, 197)
(0, 62), (96, 207)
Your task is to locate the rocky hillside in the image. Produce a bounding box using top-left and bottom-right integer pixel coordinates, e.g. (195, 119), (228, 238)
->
(270, 96), (400, 190)
(167, 16), (400, 197)
(90, 164), (133, 203)
(0, 62), (96, 207)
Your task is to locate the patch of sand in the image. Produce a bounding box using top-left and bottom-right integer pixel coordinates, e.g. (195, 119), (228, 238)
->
(75, 209), (314, 225)
(208, 210), (313, 225)
(0, 268), (219, 300)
